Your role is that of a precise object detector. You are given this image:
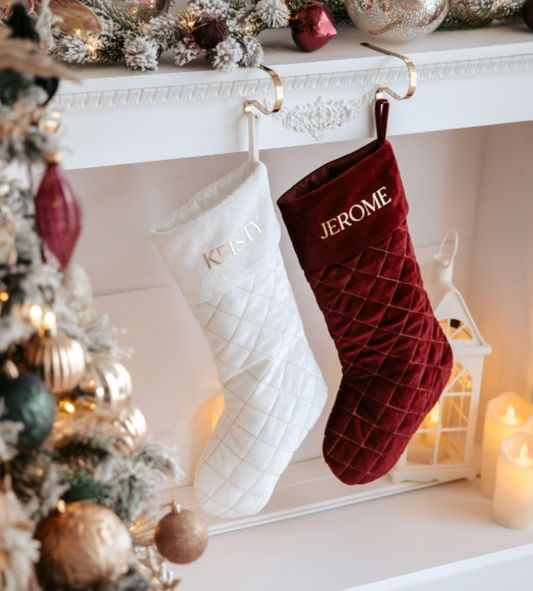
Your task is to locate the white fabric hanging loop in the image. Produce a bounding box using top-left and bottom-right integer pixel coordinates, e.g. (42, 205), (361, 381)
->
(248, 113), (260, 163)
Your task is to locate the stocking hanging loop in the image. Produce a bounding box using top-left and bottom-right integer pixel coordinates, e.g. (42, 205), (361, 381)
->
(244, 65), (284, 117)
(361, 43), (417, 102)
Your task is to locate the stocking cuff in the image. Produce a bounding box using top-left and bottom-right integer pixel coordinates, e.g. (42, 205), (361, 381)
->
(151, 161), (280, 303)
(278, 141), (408, 271)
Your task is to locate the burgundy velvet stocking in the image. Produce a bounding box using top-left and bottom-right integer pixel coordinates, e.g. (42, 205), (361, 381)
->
(278, 100), (453, 485)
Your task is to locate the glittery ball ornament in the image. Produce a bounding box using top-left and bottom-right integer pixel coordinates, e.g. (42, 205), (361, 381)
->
(35, 501), (131, 591)
(344, 0), (449, 44)
(35, 153), (82, 270)
(154, 505), (209, 564)
(78, 354), (132, 411)
(192, 13), (228, 50)
(24, 330), (86, 395)
(0, 361), (56, 447)
(291, 2), (337, 52)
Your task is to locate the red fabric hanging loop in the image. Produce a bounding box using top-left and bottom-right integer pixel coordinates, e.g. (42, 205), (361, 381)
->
(375, 99), (389, 142)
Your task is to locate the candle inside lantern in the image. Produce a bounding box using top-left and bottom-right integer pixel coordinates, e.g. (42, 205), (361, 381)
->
(407, 401), (448, 464)
(493, 432), (533, 529)
(481, 391), (533, 498)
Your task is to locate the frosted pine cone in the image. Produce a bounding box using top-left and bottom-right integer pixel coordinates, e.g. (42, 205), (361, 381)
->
(51, 35), (95, 63)
(124, 36), (158, 71)
(255, 0), (290, 27)
(174, 38), (202, 66)
(209, 37), (243, 73)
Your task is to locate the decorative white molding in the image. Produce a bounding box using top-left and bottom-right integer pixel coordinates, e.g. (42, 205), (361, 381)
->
(55, 53), (533, 112)
(272, 90), (375, 141)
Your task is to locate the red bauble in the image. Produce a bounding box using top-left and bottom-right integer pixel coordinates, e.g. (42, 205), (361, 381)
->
(192, 13), (228, 50)
(35, 156), (81, 269)
(523, 0), (533, 30)
(290, 2), (337, 52)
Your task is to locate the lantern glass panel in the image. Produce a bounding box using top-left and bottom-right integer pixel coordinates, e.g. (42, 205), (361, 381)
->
(439, 429), (467, 464)
(439, 318), (473, 341)
(441, 395), (470, 430)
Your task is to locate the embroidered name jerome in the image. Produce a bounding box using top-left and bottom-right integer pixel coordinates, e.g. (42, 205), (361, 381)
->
(202, 216), (262, 270)
(320, 186), (391, 240)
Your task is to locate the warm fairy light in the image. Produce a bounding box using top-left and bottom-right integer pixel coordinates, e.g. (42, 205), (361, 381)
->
(29, 304), (43, 324)
(514, 444), (533, 468)
(42, 311), (57, 330)
(63, 401), (76, 413)
(0, 291), (8, 302)
(74, 29), (81, 36)
(502, 405), (521, 427)
(87, 39), (99, 54)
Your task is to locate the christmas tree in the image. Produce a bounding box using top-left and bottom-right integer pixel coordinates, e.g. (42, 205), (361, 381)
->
(0, 6), (207, 590)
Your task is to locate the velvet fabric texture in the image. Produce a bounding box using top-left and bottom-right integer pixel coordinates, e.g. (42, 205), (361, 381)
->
(278, 100), (453, 485)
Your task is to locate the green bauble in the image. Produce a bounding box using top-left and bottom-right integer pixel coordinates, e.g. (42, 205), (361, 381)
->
(0, 371), (56, 447)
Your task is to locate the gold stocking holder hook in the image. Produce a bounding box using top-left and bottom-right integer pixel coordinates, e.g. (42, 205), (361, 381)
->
(244, 65), (284, 117)
(361, 43), (417, 102)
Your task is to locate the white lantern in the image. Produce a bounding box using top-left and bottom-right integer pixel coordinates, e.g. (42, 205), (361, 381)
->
(389, 231), (491, 484)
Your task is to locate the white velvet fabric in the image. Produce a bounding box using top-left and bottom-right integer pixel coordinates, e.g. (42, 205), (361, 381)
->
(151, 157), (327, 518)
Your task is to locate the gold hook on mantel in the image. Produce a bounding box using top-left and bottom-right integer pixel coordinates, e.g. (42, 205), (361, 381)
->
(361, 43), (417, 102)
(243, 65), (284, 117)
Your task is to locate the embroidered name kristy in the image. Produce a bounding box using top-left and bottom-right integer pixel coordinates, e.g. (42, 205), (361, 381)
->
(202, 216), (262, 269)
(320, 186), (391, 240)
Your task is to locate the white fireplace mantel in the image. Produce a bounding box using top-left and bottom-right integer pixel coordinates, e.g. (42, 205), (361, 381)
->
(56, 24), (533, 170)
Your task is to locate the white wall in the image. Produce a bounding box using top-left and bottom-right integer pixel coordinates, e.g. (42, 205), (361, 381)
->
(70, 125), (485, 485)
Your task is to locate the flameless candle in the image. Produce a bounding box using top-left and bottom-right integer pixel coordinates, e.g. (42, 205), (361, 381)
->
(493, 432), (533, 529)
(481, 392), (533, 498)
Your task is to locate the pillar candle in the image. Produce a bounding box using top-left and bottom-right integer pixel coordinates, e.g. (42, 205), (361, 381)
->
(493, 432), (533, 529)
(481, 391), (533, 498)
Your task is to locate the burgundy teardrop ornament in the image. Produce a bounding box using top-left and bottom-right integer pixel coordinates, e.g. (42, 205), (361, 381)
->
(34, 157), (82, 269)
(290, 2), (337, 52)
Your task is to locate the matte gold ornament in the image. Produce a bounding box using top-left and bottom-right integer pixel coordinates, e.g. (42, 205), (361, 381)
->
(24, 330), (86, 395)
(154, 504), (208, 565)
(113, 0), (170, 22)
(57, 262), (93, 324)
(78, 354), (132, 411)
(35, 500), (131, 591)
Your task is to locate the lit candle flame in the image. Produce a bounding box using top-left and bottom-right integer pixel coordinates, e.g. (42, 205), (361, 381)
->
(429, 401), (440, 424)
(502, 405), (521, 426)
(514, 443), (533, 468)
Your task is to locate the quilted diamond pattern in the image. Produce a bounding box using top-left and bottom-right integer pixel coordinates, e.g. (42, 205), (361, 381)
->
(305, 222), (453, 485)
(193, 249), (327, 518)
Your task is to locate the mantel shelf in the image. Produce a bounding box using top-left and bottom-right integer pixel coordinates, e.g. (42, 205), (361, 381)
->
(56, 24), (533, 169)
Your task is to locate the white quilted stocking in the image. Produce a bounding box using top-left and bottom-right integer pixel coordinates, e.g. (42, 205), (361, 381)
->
(150, 120), (327, 518)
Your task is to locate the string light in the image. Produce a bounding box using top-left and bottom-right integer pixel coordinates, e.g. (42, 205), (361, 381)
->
(42, 311), (57, 331)
(0, 291), (8, 302)
(59, 400), (76, 413)
(29, 304), (44, 326)
(87, 39), (99, 54)
(74, 29), (81, 36)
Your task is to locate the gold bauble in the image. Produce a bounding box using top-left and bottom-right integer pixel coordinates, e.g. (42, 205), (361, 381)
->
(111, 404), (148, 456)
(35, 501), (131, 591)
(57, 263), (93, 324)
(154, 506), (208, 565)
(47, 403), (148, 457)
(78, 354), (132, 411)
(24, 331), (86, 395)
